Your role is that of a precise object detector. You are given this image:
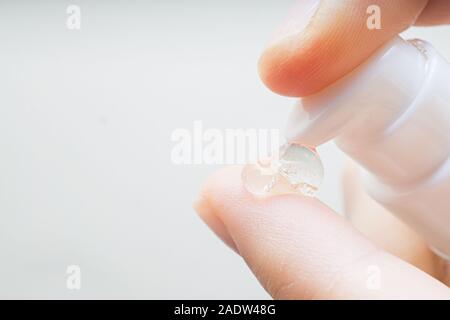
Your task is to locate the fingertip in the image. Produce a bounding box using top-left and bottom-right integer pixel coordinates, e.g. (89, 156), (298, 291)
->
(258, 39), (323, 97)
(258, 0), (429, 98)
(196, 166), (245, 211)
(194, 166), (244, 253)
(194, 196), (239, 253)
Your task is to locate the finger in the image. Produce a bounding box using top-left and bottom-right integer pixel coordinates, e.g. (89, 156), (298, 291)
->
(415, 0), (450, 25)
(343, 161), (450, 286)
(342, 160), (437, 277)
(195, 166), (450, 299)
(259, 0), (430, 97)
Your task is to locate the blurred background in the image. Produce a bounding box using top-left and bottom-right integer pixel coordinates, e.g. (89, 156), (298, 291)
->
(0, 0), (449, 299)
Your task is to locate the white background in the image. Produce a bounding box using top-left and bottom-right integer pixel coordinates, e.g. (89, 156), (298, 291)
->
(0, 0), (449, 298)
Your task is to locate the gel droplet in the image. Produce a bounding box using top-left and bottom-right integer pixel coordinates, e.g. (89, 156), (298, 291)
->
(241, 161), (279, 196)
(279, 143), (324, 196)
(241, 143), (323, 197)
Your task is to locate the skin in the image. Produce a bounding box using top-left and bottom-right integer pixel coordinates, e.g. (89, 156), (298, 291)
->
(194, 0), (450, 299)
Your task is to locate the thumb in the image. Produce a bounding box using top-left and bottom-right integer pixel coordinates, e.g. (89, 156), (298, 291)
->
(259, 0), (430, 97)
(194, 167), (450, 299)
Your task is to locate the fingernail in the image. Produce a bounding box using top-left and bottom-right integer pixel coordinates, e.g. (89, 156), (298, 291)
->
(194, 197), (239, 254)
(268, 0), (320, 46)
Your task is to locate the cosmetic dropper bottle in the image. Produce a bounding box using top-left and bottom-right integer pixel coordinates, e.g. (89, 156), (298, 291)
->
(286, 36), (450, 260)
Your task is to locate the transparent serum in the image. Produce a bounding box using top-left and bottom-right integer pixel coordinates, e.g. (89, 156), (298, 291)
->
(242, 143), (324, 197)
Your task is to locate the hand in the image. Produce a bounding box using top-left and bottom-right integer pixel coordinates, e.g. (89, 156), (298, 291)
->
(194, 0), (450, 299)
(259, 0), (450, 96)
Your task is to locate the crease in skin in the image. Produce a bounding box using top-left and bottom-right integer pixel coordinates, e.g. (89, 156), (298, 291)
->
(434, 254), (450, 285)
(194, 195), (239, 254)
(342, 162), (442, 279)
(412, 0), (432, 24)
(416, 0), (450, 25)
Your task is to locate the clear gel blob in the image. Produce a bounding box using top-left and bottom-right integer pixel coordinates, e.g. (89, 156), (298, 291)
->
(241, 161), (279, 196)
(242, 143), (324, 197)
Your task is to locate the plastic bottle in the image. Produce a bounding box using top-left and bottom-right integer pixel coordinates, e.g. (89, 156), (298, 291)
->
(286, 36), (450, 259)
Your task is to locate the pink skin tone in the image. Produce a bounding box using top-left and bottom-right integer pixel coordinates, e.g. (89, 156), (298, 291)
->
(195, 167), (449, 299)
